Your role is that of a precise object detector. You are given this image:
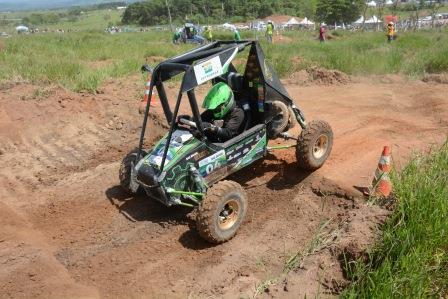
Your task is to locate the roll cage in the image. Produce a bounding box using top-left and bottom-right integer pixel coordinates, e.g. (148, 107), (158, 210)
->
(138, 40), (306, 174)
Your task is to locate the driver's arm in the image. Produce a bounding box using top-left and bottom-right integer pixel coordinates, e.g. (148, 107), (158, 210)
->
(214, 108), (244, 141)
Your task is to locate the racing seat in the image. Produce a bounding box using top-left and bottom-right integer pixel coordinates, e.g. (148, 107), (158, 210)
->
(226, 72), (252, 131)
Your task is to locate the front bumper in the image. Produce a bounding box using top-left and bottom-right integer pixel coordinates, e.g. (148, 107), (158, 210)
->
(135, 162), (172, 206)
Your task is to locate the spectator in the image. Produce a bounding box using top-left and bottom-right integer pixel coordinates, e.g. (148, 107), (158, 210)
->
(204, 26), (213, 43)
(233, 27), (241, 41)
(266, 20), (274, 43)
(319, 24), (326, 43)
(386, 22), (395, 43)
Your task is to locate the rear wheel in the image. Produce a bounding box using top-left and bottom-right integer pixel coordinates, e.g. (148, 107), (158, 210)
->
(296, 120), (333, 170)
(196, 180), (247, 244)
(266, 100), (289, 138)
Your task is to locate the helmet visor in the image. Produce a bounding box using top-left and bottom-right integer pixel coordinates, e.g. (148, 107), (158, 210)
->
(212, 103), (226, 119)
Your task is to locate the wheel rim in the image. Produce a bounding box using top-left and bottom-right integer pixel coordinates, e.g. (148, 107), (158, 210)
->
(272, 113), (285, 126)
(313, 134), (329, 159)
(218, 198), (240, 230)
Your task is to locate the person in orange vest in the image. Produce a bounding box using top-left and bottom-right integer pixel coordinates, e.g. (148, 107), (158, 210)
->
(386, 22), (395, 42)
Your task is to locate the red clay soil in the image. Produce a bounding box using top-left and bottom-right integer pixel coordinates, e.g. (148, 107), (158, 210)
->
(1, 76), (447, 298)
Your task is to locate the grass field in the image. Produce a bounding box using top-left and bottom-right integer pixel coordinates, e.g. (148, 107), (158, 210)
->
(343, 142), (448, 298)
(1, 28), (447, 92)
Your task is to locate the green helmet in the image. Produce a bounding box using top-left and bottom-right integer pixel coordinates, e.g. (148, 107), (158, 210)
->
(202, 82), (234, 119)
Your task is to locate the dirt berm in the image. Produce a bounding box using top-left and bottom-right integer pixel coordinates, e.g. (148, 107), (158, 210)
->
(0, 75), (447, 298)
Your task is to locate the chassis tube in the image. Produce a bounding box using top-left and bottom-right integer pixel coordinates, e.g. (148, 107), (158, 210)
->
(156, 82), (173, 124)
(137, 82), (155, 161)
(187, 89), (205, 135)
(159, 89), (183, 173)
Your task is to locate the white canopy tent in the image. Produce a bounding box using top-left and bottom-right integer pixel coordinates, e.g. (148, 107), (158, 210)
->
(367, 1), (377, 7)
(354, 16), (364, 24)
(365, 15), (381, 24)
(299, 17), (315, 25)
(285, 17), (300, 25)
(222, 23), (234, 30)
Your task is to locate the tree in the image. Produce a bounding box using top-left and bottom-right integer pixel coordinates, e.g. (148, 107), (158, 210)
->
(376, 0), (384, 31)
(428, 0), (443, 28)
(122, 0), (328, 26)
(316, 0), (364, 24)
(298, 0), (317, 19)
(165, 0), (173, 31)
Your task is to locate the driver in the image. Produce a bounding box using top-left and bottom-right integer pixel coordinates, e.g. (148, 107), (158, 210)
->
(200, 82), (244, 143)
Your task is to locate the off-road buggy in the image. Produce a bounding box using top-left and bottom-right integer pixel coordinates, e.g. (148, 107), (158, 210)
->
(174, 23), (205, 45)
(120, 40), (333, 244)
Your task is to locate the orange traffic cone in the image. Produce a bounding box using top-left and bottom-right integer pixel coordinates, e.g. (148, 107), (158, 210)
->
(368, 146), (393, 197)
(138, 78), (158, 114)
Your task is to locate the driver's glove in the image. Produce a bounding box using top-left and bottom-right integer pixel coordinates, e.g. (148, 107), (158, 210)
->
(202, 122), (218, 134)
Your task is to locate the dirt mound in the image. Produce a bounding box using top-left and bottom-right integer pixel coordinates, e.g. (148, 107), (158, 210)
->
(0, 202), (99, 298)
(422, 73), (448, 84)
(0, 76), (167, 204)
(287, 66), (351, 85)
(1, 75), (447, 298)
(307, 66), (351, 85)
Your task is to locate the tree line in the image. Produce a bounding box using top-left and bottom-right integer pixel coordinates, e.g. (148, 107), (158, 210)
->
(20, 2), (127, 26)
(122, 0), (367, 26)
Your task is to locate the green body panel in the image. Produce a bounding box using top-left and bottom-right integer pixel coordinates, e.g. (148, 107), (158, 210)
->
(136, 126), (267, 206)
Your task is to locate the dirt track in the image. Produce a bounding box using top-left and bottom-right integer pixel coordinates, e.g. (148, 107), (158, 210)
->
(1, 76), (447, 298)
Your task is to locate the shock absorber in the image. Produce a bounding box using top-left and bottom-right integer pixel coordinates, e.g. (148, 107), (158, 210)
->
(189, 165), (207, 193)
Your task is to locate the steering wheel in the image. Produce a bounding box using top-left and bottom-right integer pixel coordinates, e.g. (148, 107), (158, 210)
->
(178, 117), (219, 133)
(178, 117), (197, 128)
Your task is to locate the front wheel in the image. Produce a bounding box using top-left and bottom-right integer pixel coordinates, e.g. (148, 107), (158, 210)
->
(196, 180), (248, 244)
(119, 149), (144, 194)
(296, 120), (333, 170)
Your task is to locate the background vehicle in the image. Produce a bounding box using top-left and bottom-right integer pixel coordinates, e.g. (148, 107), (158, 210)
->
(176, 23), (205, 44)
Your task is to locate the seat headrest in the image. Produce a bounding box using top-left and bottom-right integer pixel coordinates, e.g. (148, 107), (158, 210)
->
(227, 72), (244, 92)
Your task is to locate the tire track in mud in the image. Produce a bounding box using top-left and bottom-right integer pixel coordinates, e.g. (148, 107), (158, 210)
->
(24, 150), (361, 298)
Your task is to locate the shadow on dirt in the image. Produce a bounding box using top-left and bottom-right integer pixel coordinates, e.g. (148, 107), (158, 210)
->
(230, 153), (312, 190)
(178, 229), (218, 250)
(105, 185), (191, 225)
(105, 185), (217, 250)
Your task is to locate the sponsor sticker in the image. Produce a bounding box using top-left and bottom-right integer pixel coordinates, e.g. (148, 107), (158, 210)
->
(198, 150), (226, 176)
(193, 56), (223, 85)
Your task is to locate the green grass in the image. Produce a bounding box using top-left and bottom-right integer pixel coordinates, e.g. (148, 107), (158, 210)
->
(261, 29), (448, 77)
(1, 27), (447, 92)
(0, 31), (194, 92)
(343, 141), (448, 298)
